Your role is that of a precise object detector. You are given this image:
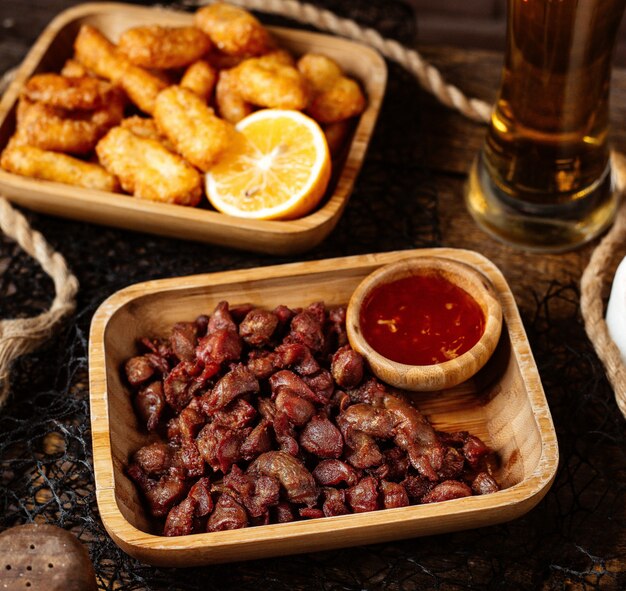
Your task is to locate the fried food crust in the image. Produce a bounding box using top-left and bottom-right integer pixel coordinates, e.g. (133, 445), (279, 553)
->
(1, 141), (119, 192)
(297, 53), (343, 92)
(195, 2), (270, 57)
(22, 73), (118, 111)
(60, 58), (94, 78)
(231, 56), (309, 110)
(16, 94), (125, 155)
(215, 69), (253, 124)
(297, 53), (366, 123)
(96, 126), (202, 206)
(120, 116), (176, 152)
(154, 85), (234, 171)
(307, 77), (366, 123)
(180, 60), (217, 102)
(74, 25), (168, 114)
(118, 26), (213, 69)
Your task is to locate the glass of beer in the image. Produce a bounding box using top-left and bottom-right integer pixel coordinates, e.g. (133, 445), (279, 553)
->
(465, 0), (626, 252)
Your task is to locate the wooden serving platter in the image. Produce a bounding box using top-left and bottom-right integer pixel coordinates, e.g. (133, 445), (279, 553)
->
(88, 248), (558, 567)
(0, 3), (386, 254)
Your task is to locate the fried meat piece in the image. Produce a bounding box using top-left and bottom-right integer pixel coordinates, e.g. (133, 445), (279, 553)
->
(95, 126), (202, 205)
(297, 53), (366, 123)
(231, 56), (309, 110)
(60, 58), (94, 78)
(118, 25), (212, 69)
(74, 24), (168, 114)
(215, 69), (253, 124)
(0, 142), (118, 192)
(153, 85), (234, 171)
(307, 77), (367, 124)
(119, 116), (177, 153)
(180, 60), (218, 102)
(248, 451), (318, 506)
(195, 2), (271, 57)
(21, 73), (117, 111)
(297, 54), (342, 90)
(16, 94), (124, 155)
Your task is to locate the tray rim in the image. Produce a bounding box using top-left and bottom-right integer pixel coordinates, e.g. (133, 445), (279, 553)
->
(88, 248), (559, 566)
(0, 2), (387, 254)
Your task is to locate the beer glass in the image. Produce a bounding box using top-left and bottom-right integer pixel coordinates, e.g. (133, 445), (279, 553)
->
(465, 0), (626, 252)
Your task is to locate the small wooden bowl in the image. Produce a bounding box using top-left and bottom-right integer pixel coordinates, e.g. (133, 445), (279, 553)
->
(346, 256), (503, 391)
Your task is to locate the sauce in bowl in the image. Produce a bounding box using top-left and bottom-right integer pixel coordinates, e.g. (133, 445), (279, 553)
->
(359, 273), (485, 366)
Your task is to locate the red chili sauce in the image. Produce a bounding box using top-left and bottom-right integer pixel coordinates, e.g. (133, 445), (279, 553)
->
(359, 273), (485, 366)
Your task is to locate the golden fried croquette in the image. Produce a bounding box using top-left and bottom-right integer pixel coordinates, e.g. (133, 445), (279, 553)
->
(261, 49), (296, 68)
(180, 60), (217, 102)
(154, 85), (234, 171)
(215, 69), (253, 124)
(96, 126), (202, 205)
(118, 25), (213, 69)
(16, 93), (125, 155)
(60, 58), (94, 78)
(297, 53), (342, 92)
(297, 53), (366, 123)
(1, 141), (119, 192)
(307, 76), (366, 123)
(22, 73), (118, 111)
(74, 25), (168, 114)
(195, 2), (270, 57)
(120, 116), (176, 152)
(231, 56), (309, 110)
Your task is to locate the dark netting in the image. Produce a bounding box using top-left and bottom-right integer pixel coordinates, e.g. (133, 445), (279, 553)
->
(1, 0), (625, 590)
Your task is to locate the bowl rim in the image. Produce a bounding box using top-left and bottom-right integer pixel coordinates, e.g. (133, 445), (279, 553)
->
(346, 256), (503, 391)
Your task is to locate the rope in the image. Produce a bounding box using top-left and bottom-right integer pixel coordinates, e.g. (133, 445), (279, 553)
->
(0, 197), (79, 407)
(580, 153), (626, 419)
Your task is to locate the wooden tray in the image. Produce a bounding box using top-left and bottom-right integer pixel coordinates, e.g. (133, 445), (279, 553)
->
(0, 3), (386, 255)
(88, 248), (559, 567)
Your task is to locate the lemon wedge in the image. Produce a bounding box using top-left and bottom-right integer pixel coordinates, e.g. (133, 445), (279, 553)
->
(206, 109), (331, 220)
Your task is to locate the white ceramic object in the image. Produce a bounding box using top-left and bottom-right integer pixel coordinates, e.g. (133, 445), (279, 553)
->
(606, 256), (626, 363)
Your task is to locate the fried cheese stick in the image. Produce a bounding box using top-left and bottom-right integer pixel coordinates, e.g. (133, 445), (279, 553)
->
(22, 73), (117, 110)
(16, 95), (125, 155)
(180, 60), (217, 102)
(154, 86), (234, 171)
(74, 25), (168, 114)
(118, 25), (213, 69)
(195, 2), (270, 57)
(231, 56), (309, 110)
(215, 69), (253, 124)
(96, 126), (202, 206)
(0, 142), (119, 192)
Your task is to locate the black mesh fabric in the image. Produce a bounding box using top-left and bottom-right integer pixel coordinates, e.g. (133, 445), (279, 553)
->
(1, 1), (626, 590)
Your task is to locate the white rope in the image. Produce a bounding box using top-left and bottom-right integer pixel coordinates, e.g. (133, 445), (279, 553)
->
(0, 197), (79, 407)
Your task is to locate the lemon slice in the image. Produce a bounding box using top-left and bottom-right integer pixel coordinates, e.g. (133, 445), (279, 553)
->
(206, 109), (331, 220)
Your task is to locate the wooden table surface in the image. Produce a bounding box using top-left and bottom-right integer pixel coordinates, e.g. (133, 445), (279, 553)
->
(1, 1), (625, 590)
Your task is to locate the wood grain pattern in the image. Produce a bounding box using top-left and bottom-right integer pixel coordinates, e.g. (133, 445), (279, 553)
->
(0, 524), (97, 590)
(0, 2), (387, 254)
(88, 248), (558, 567)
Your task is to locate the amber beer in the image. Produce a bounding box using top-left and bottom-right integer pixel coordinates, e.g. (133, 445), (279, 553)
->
(466, 0), (626, 251)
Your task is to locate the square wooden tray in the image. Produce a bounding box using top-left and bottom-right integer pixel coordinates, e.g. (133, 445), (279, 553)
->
(0, 2), (387, 254)
(88, 248), (558, 567)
